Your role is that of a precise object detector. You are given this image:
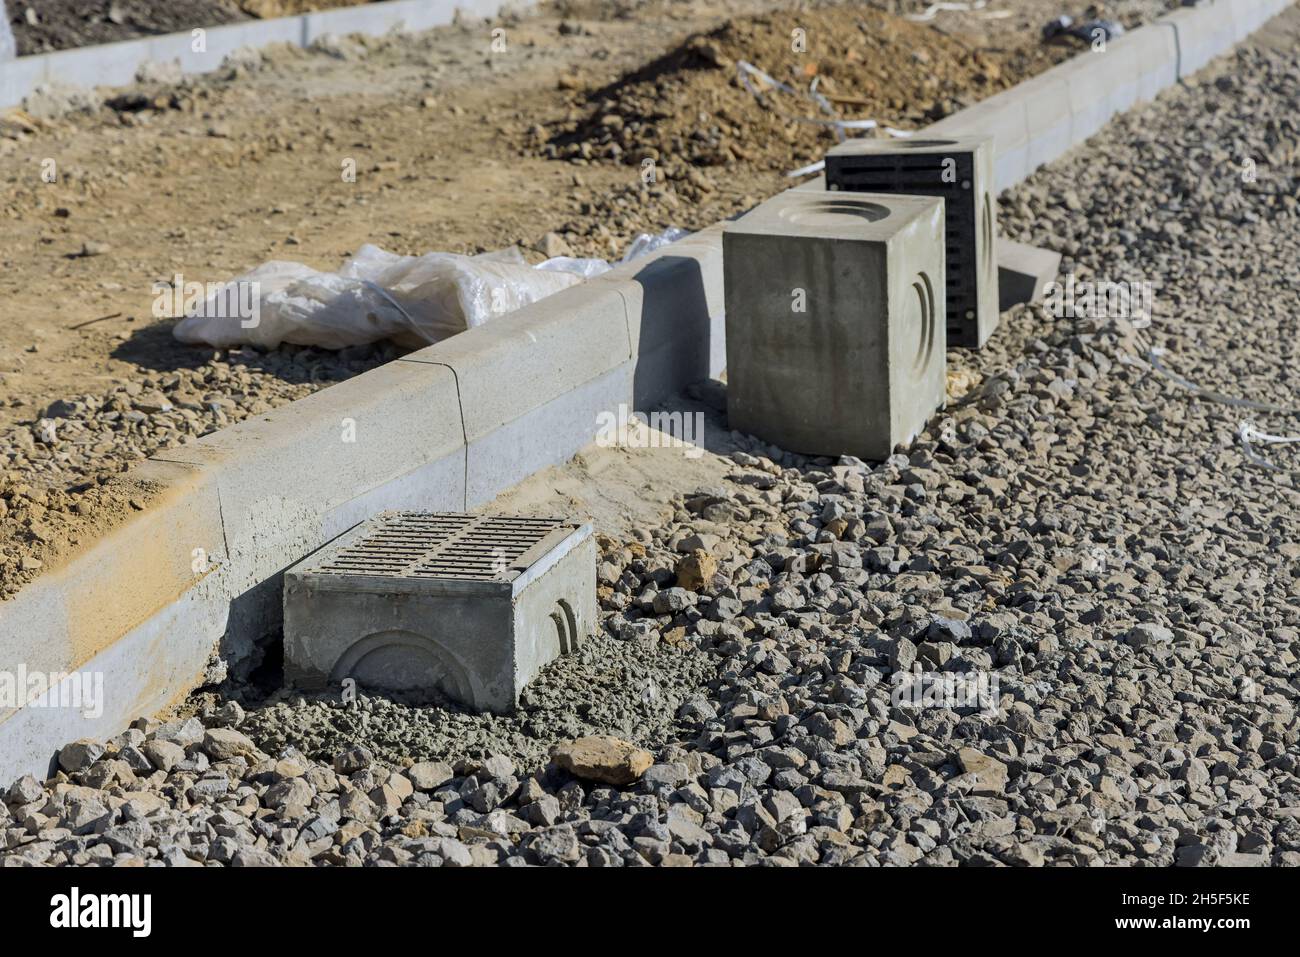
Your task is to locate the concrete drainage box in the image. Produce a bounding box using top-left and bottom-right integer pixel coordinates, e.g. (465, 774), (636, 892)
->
(283, 511), (596, 713)
(723, 190), (947, 462)
(824, 134), (998, 349)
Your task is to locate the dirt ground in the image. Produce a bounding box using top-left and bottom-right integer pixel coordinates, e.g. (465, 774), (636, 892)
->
(7, 0), (383, 55)
(0, 0), (1169, 592)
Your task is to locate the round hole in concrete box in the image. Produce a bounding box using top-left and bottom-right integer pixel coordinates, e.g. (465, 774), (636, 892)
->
(908, 271), (937, 377)
(982, 191), (995, 280)
(779, 198), (890, 228)
(330, 629), (473, 703)
(551, 599), (578, 654)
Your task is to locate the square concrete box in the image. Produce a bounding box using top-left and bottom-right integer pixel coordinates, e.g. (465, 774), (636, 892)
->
(723, 190), (946, 461)
(283, 511), (596, 713)
(824, 134), (998, 348)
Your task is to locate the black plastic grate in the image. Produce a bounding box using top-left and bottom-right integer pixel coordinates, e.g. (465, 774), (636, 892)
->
(825, 148), (986, 348)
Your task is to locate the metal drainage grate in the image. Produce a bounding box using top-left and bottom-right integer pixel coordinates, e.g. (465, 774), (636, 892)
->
(311, 512), (566, 581)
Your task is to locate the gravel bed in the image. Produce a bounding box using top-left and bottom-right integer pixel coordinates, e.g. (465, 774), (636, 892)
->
(2, 25), (1299, 867)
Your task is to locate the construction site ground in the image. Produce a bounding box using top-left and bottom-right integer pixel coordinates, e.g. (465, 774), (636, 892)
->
(0, 0), (1169, 593)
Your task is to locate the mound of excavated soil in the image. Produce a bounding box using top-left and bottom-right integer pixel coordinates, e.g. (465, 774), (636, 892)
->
(542, 5), (1071, 180)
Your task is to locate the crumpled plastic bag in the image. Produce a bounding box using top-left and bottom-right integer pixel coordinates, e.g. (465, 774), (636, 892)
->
(535, 227), (690, 281)
(172, 227), (690, 350)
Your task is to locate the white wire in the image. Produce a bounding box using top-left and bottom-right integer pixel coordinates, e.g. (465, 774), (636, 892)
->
(905, 1), (988, 22)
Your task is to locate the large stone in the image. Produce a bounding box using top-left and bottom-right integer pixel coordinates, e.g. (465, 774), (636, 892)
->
(5, 775), (45, 806)
(202, 728), (256, 761)
(1126, 622), (1174, 650)
(674, 549), (717, 592)
(141, 739), (185, 772)
(333, 747), (374, 775)
(551, 736), (653, 786)
(957, 747), (1009, 795)
(57, 740), (105, 774)
(407, 761), (454, 792)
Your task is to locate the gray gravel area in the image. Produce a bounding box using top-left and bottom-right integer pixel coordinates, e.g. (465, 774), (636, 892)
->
(228, 630), (718, 772)
(3, 16), (1300, 867)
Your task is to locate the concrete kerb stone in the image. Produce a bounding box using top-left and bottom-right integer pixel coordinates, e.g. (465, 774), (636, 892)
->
(592, 224), (728, 409)
(1053, 44), (1138, 137)
(301, 0), (513, 43)
(188, 17), (306, 64)
(928, 96), (1030, 194)
(0, 565), (240, 782)
(150, 359), (467, 660)
(401, 281), (635, 505)
(1057, 40), (1148, 146)
(1227, 0), (1295, 39)
(0, 51), (45, 108)
(1136, 24), (1181, 102)
(145, 32), (226, 77)
(40, 38), (149, 91)
(1097, 37), (1145, 115)
(1164, 0), (1294, 78)
(465, 364), (635, 509)
(154, 358), (465, 571)
(0, 457), (224, 724)
(1062, 53), (1111, 146)
(1020, 74), (1073, 173)
(0, 0), (534, 109)
(921, 1), (1292, 192)
(1165, 3), (1247, 78)
(301, 6), (409, 43)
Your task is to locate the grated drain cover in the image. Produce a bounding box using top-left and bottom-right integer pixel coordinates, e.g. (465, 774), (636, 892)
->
(284, 510), (596, 711)
(309, 512), (569, 582)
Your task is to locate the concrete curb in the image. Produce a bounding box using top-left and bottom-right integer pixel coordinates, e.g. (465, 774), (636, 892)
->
(0, 0), (1290, 783)
(925, 0), (1295, 191)
(1, 0), (530, 110)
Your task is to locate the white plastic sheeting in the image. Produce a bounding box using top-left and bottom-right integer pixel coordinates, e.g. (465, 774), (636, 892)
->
(173, 228), (689, 350)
